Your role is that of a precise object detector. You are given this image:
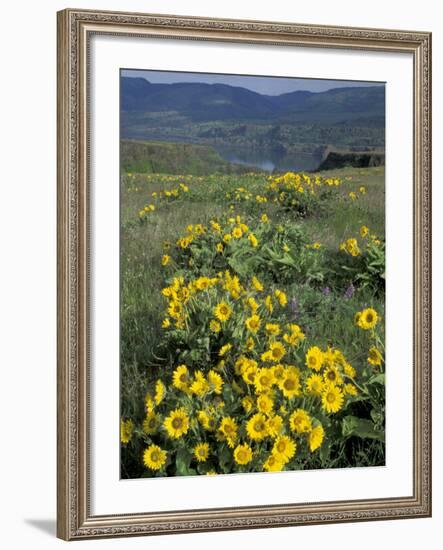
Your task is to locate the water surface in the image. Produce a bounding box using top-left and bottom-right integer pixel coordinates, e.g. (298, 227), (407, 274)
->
(215, 145), (322, 173)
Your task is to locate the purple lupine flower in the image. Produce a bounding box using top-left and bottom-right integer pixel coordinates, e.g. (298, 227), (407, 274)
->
(344, 283), (355, 299)
(322, 286), (331, 296)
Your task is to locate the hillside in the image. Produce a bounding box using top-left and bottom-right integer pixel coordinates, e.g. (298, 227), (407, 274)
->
(121, 77), (385, 124)
(120, 78), (385, 152)
(121, 140), (254, 175)
(318, 150), (385, 171)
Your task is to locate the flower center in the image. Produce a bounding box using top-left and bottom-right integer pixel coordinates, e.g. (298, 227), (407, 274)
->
(284, 379), (295, 390)
(277, 441), (286, 453)
(172, 418), (183, 429)
(327, 393), (335, 403)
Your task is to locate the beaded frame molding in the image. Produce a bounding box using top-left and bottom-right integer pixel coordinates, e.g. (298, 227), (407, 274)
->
(57, 8), (432, 540)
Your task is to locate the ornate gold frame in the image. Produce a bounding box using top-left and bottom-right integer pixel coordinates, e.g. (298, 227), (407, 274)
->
(57, 8), (432, 540)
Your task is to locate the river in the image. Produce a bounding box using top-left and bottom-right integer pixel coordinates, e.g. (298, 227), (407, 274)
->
(215, 145), (323, 173)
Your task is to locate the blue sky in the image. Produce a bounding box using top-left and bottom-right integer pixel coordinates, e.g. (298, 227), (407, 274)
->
(121, 69), (384, 96)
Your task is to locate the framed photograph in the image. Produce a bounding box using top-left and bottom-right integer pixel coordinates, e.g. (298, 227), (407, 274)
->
(57, 8), (432, 540)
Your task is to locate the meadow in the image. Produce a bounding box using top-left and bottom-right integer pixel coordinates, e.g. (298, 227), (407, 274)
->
(120, 164), (386, 479)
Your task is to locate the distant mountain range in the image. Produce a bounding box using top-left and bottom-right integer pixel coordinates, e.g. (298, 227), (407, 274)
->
(121, 77), (385, 124)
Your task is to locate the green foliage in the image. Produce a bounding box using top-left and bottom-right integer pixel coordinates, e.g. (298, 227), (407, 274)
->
(334, 233), (385, 294)
(358, 238), (386, 290)
(342, 416), (384, 441)
(120, 166), (386, 478)
(121, 139), (254, 176)
(171, 217), (326, 286)
(264, 171), (343, 218)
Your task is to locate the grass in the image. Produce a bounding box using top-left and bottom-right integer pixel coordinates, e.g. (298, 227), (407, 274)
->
(302, 166), (385, 244)
(121, 139), (255, 175)
(121, 165), (385, 370)
(120, 165), (385, 478)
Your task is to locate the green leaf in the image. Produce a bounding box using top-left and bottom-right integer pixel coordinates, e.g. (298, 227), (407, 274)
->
(197, 462), (215, 475)
(218, 445), (232, 473)
(370, 409), (384, 425)
(368, 373), (385, 385)
(342, 415), (385, 442)
(222, 384), (235, 405)
(175, 447), (195, 476)
(319, 438), (331, 463)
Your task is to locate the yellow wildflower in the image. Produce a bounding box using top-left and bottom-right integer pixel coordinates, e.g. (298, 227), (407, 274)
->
(245, 314), (261, 333)
(368, 346), (383, 366)
(357, 308), (378, 330)
(143, 445), (167, 470)
(209, 320), (221, 333)
(219, 343), (232, 356)
(246, 413), (268, 441)
(308, 425), (325, 452)
(248, 233), (259, 247)
(289, 409), (312, 433)
(321, 384), (344, 414)
(252, 276), (264, 292)
(194, 443), (210, 462)
(164, 408), (189, 439)
(263, 454), (284, 472)
(120, 419), (134, 444)
(265, 323), (280, 335)
(360, 225), (369, 238)
(214, 302), (233, 322)
(272, 436), (296, 463)
(234, 443), (253, 465)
